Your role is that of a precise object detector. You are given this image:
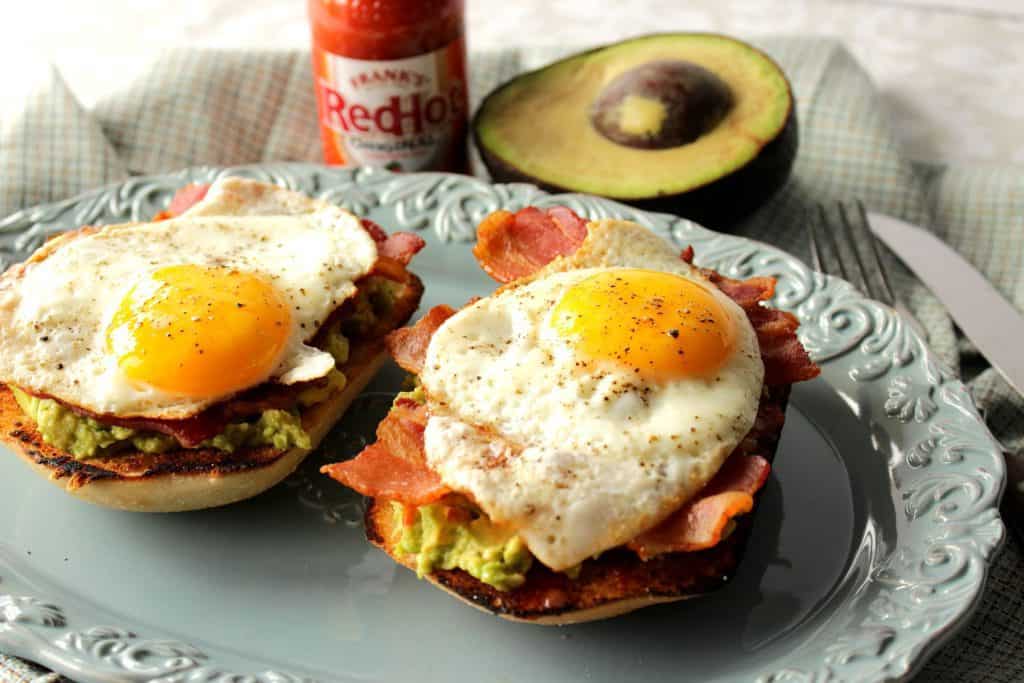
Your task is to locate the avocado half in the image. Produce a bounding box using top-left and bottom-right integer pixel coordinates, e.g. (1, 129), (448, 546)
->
(473, 34), (797, 228)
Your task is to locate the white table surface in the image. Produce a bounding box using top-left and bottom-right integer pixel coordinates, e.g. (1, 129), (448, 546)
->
(0, 0), (1021, 166)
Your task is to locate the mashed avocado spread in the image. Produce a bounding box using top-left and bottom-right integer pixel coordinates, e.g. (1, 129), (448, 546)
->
(393, 501), (533, 591)
(13, 388), (310, 460)
(9, 327), (356, 460)
(388, 381), (534, 591)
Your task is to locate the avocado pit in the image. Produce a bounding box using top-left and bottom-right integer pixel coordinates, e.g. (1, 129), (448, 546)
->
(590, 60), (734, 150)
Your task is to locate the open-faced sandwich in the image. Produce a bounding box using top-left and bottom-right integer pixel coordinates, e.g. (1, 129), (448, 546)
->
(0, 178), (423, 512)
(322, 206), (819, 624)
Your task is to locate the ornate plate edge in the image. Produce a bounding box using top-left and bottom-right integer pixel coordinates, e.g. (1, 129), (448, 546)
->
(0, 163), (1006, 683)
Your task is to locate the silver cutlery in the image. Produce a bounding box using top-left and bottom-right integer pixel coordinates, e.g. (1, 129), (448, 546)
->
(867, 210), (1024, 398)
(808, 201), (1024, 548)
(806, 200), (929, 340)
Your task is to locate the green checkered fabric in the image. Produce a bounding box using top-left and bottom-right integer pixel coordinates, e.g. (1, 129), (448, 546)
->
(1, 39), (1021, 682)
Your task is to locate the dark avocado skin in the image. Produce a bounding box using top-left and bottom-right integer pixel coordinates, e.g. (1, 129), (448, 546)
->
(473, 34), (799, 231)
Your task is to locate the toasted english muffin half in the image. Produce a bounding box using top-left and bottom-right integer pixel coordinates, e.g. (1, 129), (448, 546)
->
(0, 179), (426, 512)
(0, 340), (388, 513)
(362, 383), (789, 625)
(364, 493), (754, 625)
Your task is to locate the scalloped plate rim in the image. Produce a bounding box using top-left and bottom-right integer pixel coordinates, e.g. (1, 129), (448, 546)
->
(0, 162), (1006, 683)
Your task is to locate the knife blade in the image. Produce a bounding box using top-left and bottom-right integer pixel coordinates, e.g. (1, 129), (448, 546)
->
(868, 211), (1024, 397)
(870, 212), (1024, 548)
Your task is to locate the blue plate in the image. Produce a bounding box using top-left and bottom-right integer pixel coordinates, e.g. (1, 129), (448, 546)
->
(0, 164), (1004, 682)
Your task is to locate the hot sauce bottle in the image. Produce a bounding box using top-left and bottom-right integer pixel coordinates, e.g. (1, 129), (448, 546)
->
(308, 0), (468, 172)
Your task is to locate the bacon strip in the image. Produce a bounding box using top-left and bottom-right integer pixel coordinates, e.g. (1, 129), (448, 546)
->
(630, 492), (754, 559)
(473, 207), (587, 283)
(747, 307), (818, 385)
(51, 380), (302, 448)
(386, 305), (457, 375)
(700, 452), (773, 498)
(362, 218), (426, 266)
(320, 397), (449, 505)
(152, 183), (212, 220)
(322, 443), (448, 506)
(65, 403), (225, 447)
(168, 183), (210, 215)
(681, 250), (819, 386)
(360, 217), (389, 243)
(627, 454), (771, 559)
(381, 233), (426, 265)
(377, 398), (429, 464)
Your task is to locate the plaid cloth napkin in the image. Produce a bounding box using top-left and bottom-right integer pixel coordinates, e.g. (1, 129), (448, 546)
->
(1, 39), (1022, 682)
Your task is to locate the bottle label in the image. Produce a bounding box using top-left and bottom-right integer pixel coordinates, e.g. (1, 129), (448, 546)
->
(312, 38), (468, 171)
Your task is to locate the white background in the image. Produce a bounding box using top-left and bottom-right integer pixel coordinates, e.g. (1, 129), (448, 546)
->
(1, 0), (1022, 165)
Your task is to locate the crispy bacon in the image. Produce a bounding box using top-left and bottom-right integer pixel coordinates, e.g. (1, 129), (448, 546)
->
(680, 249), (819, 386)
(322, 443), (448, 506)
(52, 380), (302, 448)
(360, 218), (389, 243)
(168, 183), (210, 215)
(709, 275), (777, 307)
(627, 454), (771, 559)
(381, 232), (426, 266)
(746, 306), (819, 385)
(473, 207), (587, 283)
(629, 492), (755, 559)
(386, 305), (457, 375)
(67, 404), (225, 447)
(152, 183), (212, 220)
(700, 452), (773, 498)
(362, 218), (426, 266)
(320, 397), (448, 505)
(376, 398), (429, 464)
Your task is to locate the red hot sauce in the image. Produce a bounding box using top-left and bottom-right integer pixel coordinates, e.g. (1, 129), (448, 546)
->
(308, 0), (469, 172)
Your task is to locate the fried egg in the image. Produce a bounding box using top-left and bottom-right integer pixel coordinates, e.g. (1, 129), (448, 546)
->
(0, 179), (377, 419)
(420, 220), (764, 571)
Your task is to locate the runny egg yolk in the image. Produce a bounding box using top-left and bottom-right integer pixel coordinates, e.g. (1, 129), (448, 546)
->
(549, 269), (736, 380)
(106, 265), (291, 397)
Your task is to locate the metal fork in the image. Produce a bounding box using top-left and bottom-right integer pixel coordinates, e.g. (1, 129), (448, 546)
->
(807, 200), (929, 341)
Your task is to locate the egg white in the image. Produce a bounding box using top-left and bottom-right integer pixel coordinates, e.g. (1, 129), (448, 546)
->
(0, 179), (377, 419)
(420, 220), (765, 571)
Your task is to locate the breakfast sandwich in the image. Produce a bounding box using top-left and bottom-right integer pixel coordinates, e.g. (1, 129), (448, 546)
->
(0, 179), (423, 512)
(322, 206), (818, 623)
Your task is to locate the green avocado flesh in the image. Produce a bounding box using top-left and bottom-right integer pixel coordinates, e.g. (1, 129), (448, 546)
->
(392, 500), (533, 592)
(474, 33), (796, 223)
(12, 388), (311, 460)
(389, 381), (535, 592)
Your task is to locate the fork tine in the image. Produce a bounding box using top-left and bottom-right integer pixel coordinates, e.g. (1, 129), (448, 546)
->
(817, 203), (850, 283)
(806, 206), (826, 273)
(837, 202), (882, 302)
(855, 199), (898, 305)
(810, 200), (930, 342)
